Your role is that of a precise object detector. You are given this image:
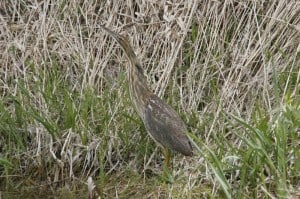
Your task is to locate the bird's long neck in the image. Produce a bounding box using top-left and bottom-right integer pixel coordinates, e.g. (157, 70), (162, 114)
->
(128, 62), (151, 118)
(123, 44), (151, 118)
(101, 26), (151, 117)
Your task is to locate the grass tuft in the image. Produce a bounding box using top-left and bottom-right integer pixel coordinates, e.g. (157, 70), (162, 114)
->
(1, 0), (299, 198)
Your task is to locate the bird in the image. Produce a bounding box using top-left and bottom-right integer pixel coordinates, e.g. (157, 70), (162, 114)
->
(100, 25), (193, 171)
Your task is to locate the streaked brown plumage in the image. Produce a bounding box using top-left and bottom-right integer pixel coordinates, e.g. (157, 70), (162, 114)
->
(100, 25), (193, 164)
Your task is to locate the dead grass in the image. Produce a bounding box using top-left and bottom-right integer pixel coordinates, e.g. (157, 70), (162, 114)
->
(0, 0), (300, 198)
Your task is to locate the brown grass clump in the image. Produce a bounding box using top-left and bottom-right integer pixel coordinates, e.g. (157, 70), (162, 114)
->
(0, 0), (299, 198)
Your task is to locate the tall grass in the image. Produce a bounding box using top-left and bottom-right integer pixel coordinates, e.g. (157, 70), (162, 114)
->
(0, 0), (299, 198)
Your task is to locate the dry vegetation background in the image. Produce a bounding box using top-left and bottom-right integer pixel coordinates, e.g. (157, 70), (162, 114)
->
(0, 0), (300, 198)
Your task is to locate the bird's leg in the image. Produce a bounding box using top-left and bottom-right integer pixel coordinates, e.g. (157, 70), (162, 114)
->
(161, 147), (174, 183)
(162, 147), (171, 169)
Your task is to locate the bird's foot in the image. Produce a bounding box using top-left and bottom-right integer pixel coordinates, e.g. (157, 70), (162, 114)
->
(159, 166), (174, 184)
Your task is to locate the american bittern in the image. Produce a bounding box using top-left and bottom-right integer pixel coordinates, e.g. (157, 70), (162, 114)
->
(101, 25), (193, 170)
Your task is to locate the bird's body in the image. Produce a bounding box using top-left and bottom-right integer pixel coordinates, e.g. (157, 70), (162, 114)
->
(100, 25), (193, 160)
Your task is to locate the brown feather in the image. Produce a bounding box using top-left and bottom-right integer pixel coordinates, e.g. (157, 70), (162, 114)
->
(101, 25), (193, 156)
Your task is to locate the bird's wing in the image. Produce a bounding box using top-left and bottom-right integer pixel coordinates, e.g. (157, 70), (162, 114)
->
(144, 94), (193, 156)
